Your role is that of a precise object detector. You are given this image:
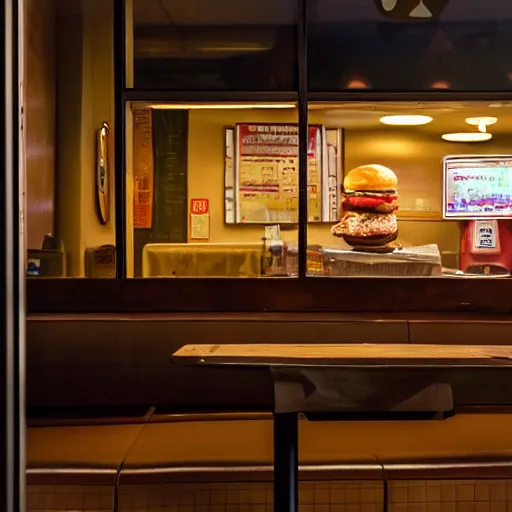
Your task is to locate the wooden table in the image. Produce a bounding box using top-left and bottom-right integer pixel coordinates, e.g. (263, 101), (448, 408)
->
(172, 344), (512, 512)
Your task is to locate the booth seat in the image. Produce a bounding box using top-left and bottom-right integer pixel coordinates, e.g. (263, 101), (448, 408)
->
(142, 243), (264, 277)
(26, 413), (512, 512)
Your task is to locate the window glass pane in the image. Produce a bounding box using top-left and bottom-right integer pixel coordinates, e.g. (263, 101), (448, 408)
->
(308, 101), (512, 277)
(24, 0), (116, 278)
(129, 0), (297, 90)
(126, 103), (303, 277)
(309, 0), (512, 91)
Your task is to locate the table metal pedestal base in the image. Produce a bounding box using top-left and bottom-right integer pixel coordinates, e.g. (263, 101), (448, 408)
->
(274, 413), (298, 512)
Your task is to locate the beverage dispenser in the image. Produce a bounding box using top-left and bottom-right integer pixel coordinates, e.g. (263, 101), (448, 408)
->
(443, 155), (512, 276)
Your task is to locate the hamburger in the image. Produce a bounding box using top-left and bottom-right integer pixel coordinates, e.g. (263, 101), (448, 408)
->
(331, 164), (399, 247)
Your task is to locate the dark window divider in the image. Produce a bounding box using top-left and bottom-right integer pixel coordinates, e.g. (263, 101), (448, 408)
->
(297, 0), (308, 278)
(114, 0), (127, 277)
(2, 0), (24, 510)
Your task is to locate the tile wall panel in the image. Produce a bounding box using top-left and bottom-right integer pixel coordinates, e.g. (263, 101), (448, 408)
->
(27, 484), (114, 512)
(26, 478), (512, 512)
(117, 481), (384, 512)
(388, 480), (512, 512)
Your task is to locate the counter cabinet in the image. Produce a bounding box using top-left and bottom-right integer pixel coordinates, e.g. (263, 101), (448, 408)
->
(28, 277), (512, 314)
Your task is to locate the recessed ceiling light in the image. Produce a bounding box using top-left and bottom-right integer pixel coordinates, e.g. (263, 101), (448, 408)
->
(465, 116), (497, 131)
(380, 115), (433, 126)
(441, 132), (492, 142)
(430, 80), (450, 89)
(346, 79), (370, 89)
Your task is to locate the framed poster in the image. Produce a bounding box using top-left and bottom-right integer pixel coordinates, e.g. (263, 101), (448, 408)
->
(234, 123), (325, 224)
(224, 124), (342, 224)
(132, 109), (154, 229)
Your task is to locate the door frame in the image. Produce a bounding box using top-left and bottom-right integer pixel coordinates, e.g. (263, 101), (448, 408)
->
(2, 0), (25, 510)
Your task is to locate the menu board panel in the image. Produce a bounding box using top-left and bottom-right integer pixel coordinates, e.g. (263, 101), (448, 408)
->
(133, 109), (154, 228)
(444, 156), (512, 219)
(151, 110), (188, 242)
(235, 123), (323, 223)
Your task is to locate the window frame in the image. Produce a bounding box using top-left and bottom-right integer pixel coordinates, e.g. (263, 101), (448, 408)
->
(26, 0), (512, 315)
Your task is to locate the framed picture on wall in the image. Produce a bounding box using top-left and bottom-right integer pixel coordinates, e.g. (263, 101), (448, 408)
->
(223, 124), (344, 225)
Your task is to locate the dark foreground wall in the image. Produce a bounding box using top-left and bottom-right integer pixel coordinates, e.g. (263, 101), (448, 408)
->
(27, 313), (512, 416)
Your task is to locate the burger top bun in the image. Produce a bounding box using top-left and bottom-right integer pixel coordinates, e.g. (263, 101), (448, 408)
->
(344, 164), (398, 191)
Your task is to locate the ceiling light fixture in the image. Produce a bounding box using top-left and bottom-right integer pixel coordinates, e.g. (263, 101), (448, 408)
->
(380, 115), (433, 126)
(430, 80), (450, 89)
(442, 116), (497, 143)
(465, 116), (497, 131)
(441, 132), (492, 142)
(150, 103), (296, 110)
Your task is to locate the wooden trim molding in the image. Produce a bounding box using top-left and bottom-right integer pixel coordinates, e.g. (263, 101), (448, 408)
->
(26, 468), (118, 486)
(118, 464), (383, 484)
(26, 460), (512, 487)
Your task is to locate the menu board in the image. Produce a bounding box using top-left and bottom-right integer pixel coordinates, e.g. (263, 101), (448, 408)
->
(443, 156), (512, 219)
(151, 110), (188, 242)
(133, 109), (154, 228)
(236, 124), (323, 223)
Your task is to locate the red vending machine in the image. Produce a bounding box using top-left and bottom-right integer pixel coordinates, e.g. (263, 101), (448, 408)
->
(443, 155), (512, 276)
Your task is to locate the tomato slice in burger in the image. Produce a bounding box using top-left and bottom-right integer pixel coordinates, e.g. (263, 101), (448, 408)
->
(344, 196), (395, 209)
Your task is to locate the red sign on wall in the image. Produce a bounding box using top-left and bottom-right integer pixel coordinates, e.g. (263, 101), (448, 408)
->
(190, 199), (210, 240)
(190, 198), (209, 215)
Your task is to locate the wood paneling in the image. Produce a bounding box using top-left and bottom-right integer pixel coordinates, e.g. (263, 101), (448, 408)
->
(25, 315), (512, 411)
(410, 321), (512, 345)
(55, 0), (84, 276)
(24, 0), (56, 249)
(26, 277), (512, 314)
(26, 317), (406, 409)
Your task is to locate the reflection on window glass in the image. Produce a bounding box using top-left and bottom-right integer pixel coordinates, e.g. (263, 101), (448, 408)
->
(307, 102), (512, 277)
(130, 0), (297, 90)
(309, 0), (512, 91)
(24, 0), (115, 278)
(127, 103), (306, 277)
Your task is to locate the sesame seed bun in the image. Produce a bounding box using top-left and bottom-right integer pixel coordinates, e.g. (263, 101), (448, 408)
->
(343, 164), (398, 192)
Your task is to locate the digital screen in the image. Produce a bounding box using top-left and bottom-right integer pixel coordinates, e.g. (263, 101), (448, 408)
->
(443, 156), (512, 219)
(27, 258), (41, 276)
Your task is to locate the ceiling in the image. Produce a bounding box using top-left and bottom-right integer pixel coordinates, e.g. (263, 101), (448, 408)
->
(137, 101), (512, 134)
(133, 0), (512, 26)
(313, 101), (512, 134)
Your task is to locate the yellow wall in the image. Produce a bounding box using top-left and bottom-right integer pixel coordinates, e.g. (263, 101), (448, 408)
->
(187, 109), (301, 244)
(80, 0), (116, 252)
(56, 0), (83, 276)
(56, 0), (115, 276)
(187, 109), (512, 265)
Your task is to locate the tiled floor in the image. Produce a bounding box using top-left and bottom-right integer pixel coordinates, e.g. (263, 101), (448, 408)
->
(26, 479), (512, 512)
(27, 484), (114, 512)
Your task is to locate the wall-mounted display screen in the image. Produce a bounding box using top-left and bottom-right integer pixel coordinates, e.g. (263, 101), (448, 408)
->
(443, 156), (512, 219)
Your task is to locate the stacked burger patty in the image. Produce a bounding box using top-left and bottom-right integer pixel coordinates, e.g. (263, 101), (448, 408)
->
(331, 164), (399, 247)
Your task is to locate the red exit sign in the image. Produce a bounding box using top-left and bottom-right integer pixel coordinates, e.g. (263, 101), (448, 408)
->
(190, 199), (209, 215)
